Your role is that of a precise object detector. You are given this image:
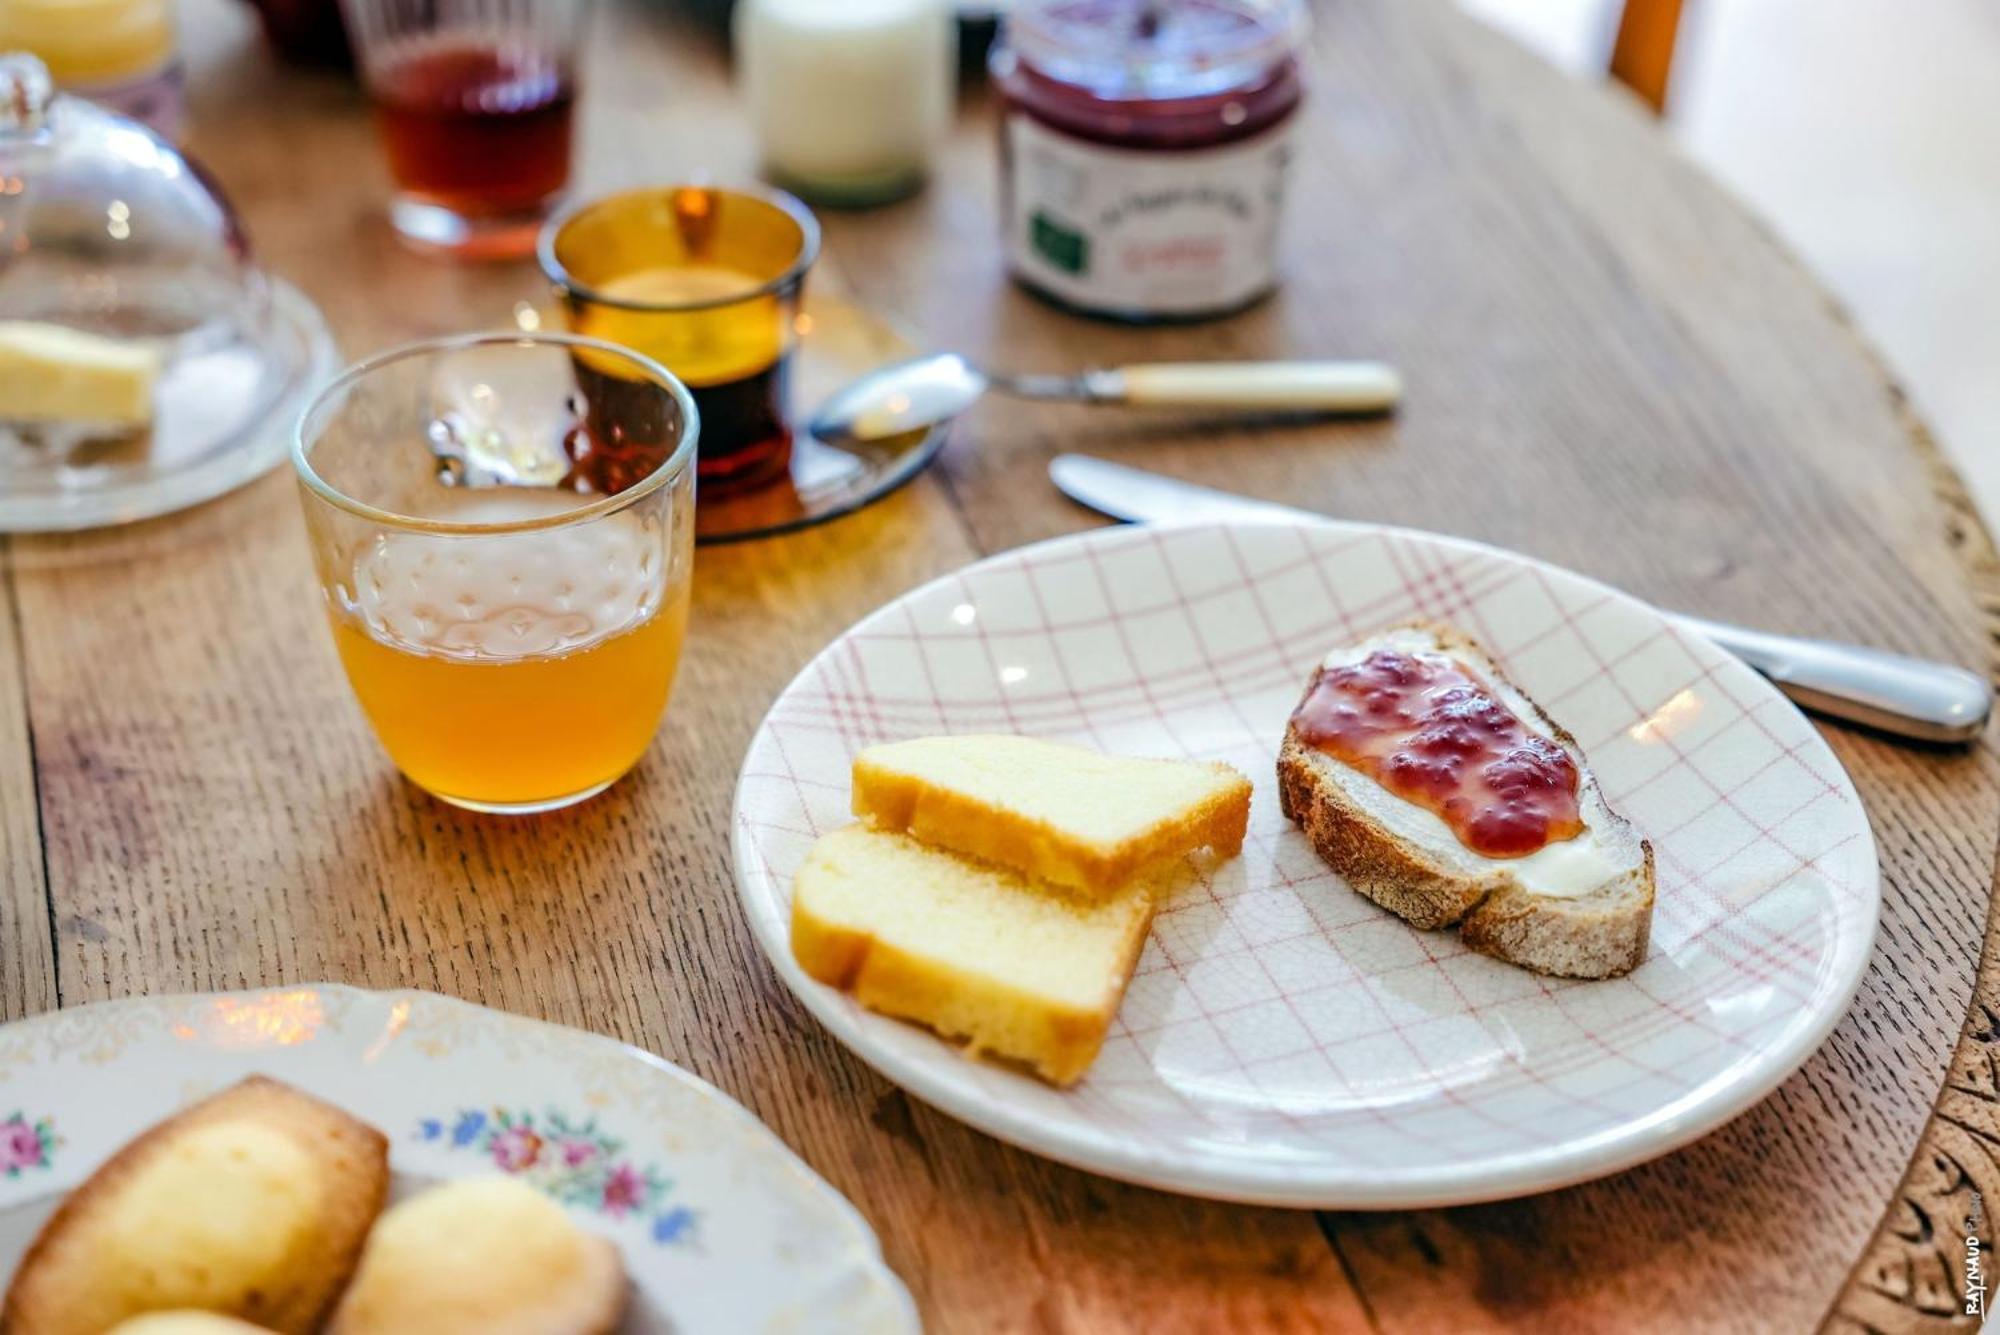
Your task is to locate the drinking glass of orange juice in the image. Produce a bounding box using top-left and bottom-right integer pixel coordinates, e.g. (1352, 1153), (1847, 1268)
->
(294, 333), (698, 814)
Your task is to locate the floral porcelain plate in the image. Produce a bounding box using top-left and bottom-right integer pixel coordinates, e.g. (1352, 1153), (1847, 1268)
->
(0, 986), (916, 1333)
(732, 520), (1881, 1208)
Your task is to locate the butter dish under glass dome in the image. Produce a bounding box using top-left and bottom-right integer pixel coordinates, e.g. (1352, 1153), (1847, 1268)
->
(0, 52), (336, 531)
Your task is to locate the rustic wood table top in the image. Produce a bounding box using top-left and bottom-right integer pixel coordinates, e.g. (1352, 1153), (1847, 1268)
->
(5, 0), (1998, 1330)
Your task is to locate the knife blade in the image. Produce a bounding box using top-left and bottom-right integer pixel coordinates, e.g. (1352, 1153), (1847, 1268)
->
(1049, 453), (1993, 745)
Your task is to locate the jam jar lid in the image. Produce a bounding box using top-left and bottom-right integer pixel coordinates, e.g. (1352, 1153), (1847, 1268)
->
(1004, 0), (1308, 101)
(0, 51), (338, 531)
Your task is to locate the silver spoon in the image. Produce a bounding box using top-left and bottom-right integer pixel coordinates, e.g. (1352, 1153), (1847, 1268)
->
(809, 353), (1403, 444)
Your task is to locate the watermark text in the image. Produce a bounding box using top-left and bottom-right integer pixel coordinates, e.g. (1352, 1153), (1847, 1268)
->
(1967, 1190), (1986, 1318)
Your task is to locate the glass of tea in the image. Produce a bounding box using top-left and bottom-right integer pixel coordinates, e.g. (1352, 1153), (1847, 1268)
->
(340, 0), (586, 260)
(294, 332), (698, 814)
(539, 185), (819, 496)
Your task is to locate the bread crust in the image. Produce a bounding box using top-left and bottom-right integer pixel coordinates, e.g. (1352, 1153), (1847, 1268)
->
(1278, 622), (1655, 979)
(1459, 866), (1654, 979)
(1277, 735), (1492, 929)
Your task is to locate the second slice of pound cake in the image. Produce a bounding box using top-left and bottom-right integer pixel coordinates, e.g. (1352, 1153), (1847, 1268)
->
(791, 824), (1160, 1085)
(851, 734), (1252, 898)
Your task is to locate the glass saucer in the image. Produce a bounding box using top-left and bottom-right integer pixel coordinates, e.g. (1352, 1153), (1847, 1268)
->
(694, 292), (948, 545)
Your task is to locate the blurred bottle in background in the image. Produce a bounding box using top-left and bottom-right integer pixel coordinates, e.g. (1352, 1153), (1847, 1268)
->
(0, 0), (183, 136)
(733, 0), (956, 209)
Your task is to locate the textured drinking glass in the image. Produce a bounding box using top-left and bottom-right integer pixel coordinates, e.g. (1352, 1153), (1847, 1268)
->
(340, 0), (587, 260)
(539, 185), (819, 496)
(295, 333), (698, 814)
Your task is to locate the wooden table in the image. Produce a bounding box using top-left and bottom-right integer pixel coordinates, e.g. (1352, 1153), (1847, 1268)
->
(5, 1), (1997, 1329)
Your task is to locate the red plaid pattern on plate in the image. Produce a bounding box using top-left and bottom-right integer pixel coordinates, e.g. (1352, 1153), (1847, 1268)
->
(730, 521), (1879, 1207)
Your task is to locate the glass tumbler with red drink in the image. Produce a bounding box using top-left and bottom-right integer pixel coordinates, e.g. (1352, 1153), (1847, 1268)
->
(339, 0), (587, 260)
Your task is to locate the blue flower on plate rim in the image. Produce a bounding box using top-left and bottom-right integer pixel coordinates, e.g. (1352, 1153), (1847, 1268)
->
(449, 1109), (488, 1147)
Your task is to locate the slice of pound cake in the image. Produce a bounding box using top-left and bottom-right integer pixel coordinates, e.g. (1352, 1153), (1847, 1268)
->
(852, 734), (1252, 897)
(1278, 623), (1654, 979)
(792, 825), (1159, 1085)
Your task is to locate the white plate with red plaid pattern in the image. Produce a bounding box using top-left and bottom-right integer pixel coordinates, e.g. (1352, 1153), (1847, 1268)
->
(731, 521), (1879, 1207)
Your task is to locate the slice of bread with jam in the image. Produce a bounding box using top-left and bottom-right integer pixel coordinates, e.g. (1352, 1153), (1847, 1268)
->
(1278, 622), (1654, 979)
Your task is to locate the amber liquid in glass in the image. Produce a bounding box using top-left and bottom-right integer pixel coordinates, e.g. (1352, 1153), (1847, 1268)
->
(330, 495), (686, 808)
(374, 38), (574, 215)
(572, 265), (794, 494)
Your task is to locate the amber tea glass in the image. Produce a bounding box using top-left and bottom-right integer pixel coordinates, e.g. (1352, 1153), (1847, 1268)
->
(539, 185), (819, 496)
(294, 333), (698, 814)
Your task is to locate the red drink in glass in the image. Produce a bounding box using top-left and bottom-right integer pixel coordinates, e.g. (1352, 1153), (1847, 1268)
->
(341, 0), (588, 260)
(374, 39), (574, 218)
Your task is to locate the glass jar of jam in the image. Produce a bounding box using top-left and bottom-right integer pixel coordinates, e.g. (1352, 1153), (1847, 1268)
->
(991, 0), (1307, 322)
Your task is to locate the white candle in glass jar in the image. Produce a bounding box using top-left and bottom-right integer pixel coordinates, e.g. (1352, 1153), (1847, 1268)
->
(733, 0), (956, 207)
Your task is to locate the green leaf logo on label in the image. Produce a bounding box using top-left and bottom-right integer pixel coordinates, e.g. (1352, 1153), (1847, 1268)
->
(1031, 212), (1089, 275)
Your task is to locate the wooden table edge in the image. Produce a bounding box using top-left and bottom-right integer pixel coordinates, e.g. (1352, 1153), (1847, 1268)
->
(1819, 298), (2000, 1329)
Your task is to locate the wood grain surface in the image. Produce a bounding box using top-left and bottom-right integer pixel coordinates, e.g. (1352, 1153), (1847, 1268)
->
(3, 0), (1995, 1330)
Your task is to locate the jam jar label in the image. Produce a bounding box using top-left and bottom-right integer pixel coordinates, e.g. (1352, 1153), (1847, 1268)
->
(1003, 112), (1294, 318)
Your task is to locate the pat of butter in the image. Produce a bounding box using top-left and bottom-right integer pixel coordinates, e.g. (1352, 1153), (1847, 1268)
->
(0, 321), (161, 428)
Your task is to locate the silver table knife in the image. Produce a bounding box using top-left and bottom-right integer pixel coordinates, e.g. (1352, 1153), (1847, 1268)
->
(1050, 454), (1993, 744)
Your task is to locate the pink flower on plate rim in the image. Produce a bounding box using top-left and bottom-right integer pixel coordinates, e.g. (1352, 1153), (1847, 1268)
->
(0, 1120), (42, 1172)
(489, 1125), (544, 1172)
(560, 1138), (597, 1167)
(601, 1162), (646, 1217)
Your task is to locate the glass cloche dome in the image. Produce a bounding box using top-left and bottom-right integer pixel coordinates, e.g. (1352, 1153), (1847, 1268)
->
(0, 51), (336, 530)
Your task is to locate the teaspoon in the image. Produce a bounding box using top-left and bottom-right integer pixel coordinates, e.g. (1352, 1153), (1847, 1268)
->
(809, 353), (1402, 444)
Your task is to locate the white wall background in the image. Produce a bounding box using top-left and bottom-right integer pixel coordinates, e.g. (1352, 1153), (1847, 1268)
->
(1460, 0), (2000, 525)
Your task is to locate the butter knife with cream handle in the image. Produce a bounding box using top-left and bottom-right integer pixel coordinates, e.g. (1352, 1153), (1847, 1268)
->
(1050, 453), (1992, 745)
